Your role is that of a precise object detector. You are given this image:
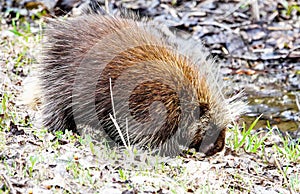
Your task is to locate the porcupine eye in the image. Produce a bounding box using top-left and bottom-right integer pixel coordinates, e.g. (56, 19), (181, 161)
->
(192, 106), (226, 156)
(194, 103), (209, 119)
(188, 103), (209, 152)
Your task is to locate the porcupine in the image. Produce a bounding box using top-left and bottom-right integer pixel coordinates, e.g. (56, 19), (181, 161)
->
(34, 13), (244, 156)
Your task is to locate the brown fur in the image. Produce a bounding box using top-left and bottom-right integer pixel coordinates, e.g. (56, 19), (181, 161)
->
(35, 14), (244, 156)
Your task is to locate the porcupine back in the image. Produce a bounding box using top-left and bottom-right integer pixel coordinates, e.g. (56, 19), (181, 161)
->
(39, 14), (243, 156)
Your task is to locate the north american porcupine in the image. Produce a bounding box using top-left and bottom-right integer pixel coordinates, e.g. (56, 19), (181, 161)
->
(31, 13), (244, 156)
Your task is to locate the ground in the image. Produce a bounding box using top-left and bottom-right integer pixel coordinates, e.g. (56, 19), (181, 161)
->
(0, 0), (299, 193)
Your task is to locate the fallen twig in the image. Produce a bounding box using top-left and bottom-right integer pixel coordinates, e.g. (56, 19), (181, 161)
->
(0, 173), (16, 194)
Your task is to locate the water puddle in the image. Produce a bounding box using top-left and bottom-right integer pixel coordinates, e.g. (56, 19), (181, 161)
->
(242, 92), (299, 133)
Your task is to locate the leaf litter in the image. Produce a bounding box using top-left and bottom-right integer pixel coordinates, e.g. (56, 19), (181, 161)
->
(0, 0), (300, 193)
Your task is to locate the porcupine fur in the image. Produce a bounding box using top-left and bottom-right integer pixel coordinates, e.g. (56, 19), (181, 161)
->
(32, 13), (244, 156)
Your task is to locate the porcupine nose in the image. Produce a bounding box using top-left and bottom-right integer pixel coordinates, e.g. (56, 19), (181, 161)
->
(198, 123), (226, 156)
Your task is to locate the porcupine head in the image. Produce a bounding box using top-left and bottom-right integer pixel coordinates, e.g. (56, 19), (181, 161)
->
(29, 14), (245, 157)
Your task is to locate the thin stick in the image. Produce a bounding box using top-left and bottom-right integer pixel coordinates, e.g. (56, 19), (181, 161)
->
(0, 173), (16, 194)
(109, 114), (128, 148)
(273, 155), (295, 194)
(109, 78), (129, 148)
(109, 78), (116, 118)
(105, 0), (109, 14)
